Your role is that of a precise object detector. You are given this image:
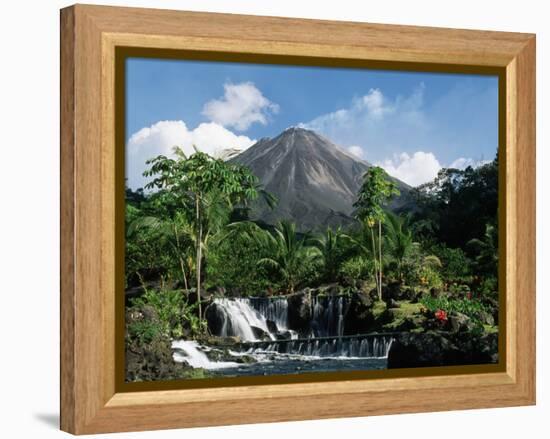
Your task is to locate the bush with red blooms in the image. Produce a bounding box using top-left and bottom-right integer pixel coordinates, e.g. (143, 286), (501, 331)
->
(434, 309), (448, 322)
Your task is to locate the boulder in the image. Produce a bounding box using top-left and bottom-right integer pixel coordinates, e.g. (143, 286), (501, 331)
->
(125, 306), (193, 382)
(287, 289), (312, 332)
(388, 298), (401, 309)
(250, 325), (271, 340)
(478, 310), (495, 326)
(387, 331), (498, 369)
(266, 319), (278, 334)
(448, 311), (475, 333)
(276, 330), (297, 340)
(343, 293), (376, 335)
(317, 283), (342, 296)
(382, 282), (402, 303)
(204, 302), (226, 336)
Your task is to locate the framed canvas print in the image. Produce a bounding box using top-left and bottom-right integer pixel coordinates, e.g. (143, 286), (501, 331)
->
(60, 4), (536, 434)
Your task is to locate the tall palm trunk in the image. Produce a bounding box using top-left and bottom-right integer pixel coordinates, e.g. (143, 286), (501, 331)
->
(378, 220), (383, 298)
(195, 196), (203, 327)
(173, 223), (189, 294)
(370, 227), (380, 300)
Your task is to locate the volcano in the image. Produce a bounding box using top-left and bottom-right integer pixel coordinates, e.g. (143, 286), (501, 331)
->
(231, 127), (412, 230)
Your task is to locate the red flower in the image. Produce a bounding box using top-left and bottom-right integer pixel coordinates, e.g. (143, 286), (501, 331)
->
(435, 309), (448, 322)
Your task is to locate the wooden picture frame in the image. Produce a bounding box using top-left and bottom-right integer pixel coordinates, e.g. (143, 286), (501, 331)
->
(60, 4), (536, 434)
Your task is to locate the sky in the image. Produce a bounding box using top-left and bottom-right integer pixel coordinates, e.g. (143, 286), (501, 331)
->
(126, 57), (498, 189)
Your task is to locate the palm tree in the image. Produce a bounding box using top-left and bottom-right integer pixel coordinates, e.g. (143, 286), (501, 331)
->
(467, 223), (498, 277)
(353, 166), (400, 300)
(384, 212), (443, 284)
(384, 213), (415, 283)
(128, 212), (195, 293)
(312, 227), (352, 282)
(251, 221), (321, 293)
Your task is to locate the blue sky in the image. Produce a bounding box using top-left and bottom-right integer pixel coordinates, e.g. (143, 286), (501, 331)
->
(126, 57), (498, 189)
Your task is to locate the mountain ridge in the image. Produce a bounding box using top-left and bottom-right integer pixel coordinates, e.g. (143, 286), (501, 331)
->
(230, 127), (412, 230)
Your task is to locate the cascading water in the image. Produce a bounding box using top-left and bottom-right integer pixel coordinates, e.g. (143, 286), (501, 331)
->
(311, 296), (347, 337)
(248, 297), (289, 331)
(245, 335), (394, 359)
(176, 295), (394, 375)
(211, 297), (290, 338)
(172, 340), (239, 369)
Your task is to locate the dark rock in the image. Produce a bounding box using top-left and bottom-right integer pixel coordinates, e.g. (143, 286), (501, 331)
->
(250, 325), (271, 340)
(287, 290), (312, 332)
(389, 317), (421, 332)
(448, 311), (474, 333)
(201, 335), (241, 347)
(343, 293), (376, 335)
(368, 288), (380, 302)
(276, 330), (297, 340)
(387, 331), (498, 368)
(401, 287), (417, 301)
(478, 310), (495, 326)
(266, 319), (278, 333)
(382, 282), (402, 303)
(125, 306), (194, 382)
(317, 283), (341, 296)
(410, 290), (424, 304)
(141, 305), (159, 322)
(388, 298), (400, 309)
(204, 302), (226, 336)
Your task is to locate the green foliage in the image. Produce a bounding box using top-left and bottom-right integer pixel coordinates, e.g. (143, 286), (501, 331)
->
(467, 223), (498, 278)
(430, 244), (472, 282)
(420, 295), (491, 324)
(127, 319), (161, 345)
(412, 157), (498, 249)
(477, 276), (498, 298)
(384, 212), (415, 282)
(353, 166), (400, 224)
(416, 265), (443, 289)
(339, 256), (374, 280)
(140, 147), (269, 327)
(131, 288), (204, 338)
(312, 227), (354, 282)
(206, 227), (274, 296)
(234, 221), (322, 293)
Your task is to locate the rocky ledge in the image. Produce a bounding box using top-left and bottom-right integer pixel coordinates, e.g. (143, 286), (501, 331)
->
(387, 331), (498, 368)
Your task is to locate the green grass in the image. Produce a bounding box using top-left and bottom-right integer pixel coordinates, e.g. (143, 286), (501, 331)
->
(372, 300), (387, 318)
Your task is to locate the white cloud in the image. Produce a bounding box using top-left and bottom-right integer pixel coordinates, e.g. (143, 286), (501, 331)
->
(202, 82), (279, 131)
(377, 152), (442, 187)
(301, 85), (427, 153)
(126, 120), (255, 190)
(347, 145), (365, 159)
(378, 151), (493, 187)
(449, 157), (491, 170)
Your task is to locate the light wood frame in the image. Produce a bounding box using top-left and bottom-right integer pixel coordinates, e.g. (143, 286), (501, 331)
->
(60, 4), (536, 434)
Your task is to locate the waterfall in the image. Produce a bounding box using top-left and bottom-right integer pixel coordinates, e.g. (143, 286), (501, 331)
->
(209, 296), (350, 341)
(247, 335), (394, 359)
(311, 296), (347, 337)
(212, 298), (278, 341)
(248, 297), (289, 331)
(172, 340), (239, 369)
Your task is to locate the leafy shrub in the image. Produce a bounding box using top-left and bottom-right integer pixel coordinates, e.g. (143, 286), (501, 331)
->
(432, 244), (472, 282)
(477, 276), (498, 297)
(127, 319), (161, 344)
(339, 256), (373, 280)
(131, 288), (203, 338)
(420, 295), (490, 324)
(206, 230), (276, 295)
